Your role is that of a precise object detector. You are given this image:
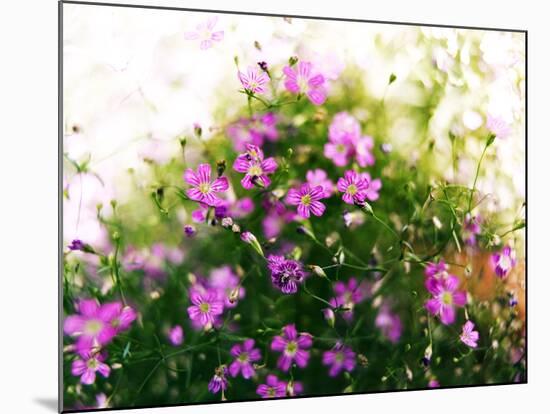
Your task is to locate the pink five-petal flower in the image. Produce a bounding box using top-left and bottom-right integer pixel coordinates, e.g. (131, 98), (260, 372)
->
(233, 144), (277, 189)
(285, 183), (326, 218)
(460, 320), (479, 348)
(238, 66), (270, 94)
(322, 343), (356, 377)
(306, 169), (334, 198)
(184, 16), (224, 50)
(270, 324), (313, 371)
(359, 172), (382, 201)
(337, 170), (369, 205)
(184, 163), (229, 207)
(256, 374), (286, 398)
(71, 351), (111, 385)
(228, 339), (262, 379)
(168, 325), (184, 346)
(283, 61), (327, 105)
(425, 275), (467, 325)
(187, 290), (223, 327)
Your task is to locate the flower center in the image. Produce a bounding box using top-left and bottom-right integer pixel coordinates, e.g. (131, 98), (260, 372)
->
(198, 182), (211, 194)
(199, 302), (211, 313)
(248, 164), (263, 177)
(84, 319), (103, 336)
(87, 357), (98, 369)
(268, 388), (276, 397)
(347, 184), (358, 195)
(238, 352), (249, 363)
(298, 75), (309, 92)
(442, 292), (453, 305)
(336, 144), (346, 153)
(335, 352), (345, 363)
(285, 340), (298, 356)
(301, 194), (312, 206)
(200, 29), (211, 40)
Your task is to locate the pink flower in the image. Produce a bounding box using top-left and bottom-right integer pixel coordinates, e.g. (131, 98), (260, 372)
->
(359, 172), (382, 201)
(271, 324), (313, 371)
(184, 16), (224, 50)
(187, 289), (224, 327)
(329, 277), (371, 321)
(233, 144), (277, 189)
(322, 343), (356, 377)
(286, 183), (326, 218)
(209, 266), (245, 308)
(168, 325), (184, 346)
(460, 320), (479, 348)
(256, 374), (286, 398)
(425, 275), (467, 325)
(228, 339), (262, 379)
(282, 61), (326, 105)
(491, 245), (517, 279)
(71, 351), (111, 385)
(425, 260), (449, 280)
(227, 113), (278, 151)
(184, 163), (229, 207)
(239, 66), (270, 94)
(306, 169), (334, 198)
(356, 135), (375, 167)
(64, 300), (136, 356)
(375, 305), (402, 343)
(337, 170), (369, 205)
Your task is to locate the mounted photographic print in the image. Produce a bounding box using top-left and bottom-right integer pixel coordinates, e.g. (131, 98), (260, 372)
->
(60, 1), (526, 412)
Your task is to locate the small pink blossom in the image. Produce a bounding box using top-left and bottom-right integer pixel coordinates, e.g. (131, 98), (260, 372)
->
(286, 183), (326, 218)
(282, 61), (326, 105)
(306, 169), (334, 198)
(460, 320), (479, 348)
(486, 115), (512, 139)
(168, 325), (184, 346)
(184, 163), (229, 207)
(491, 245), (517, 279)
(271, 324), (313, 371)
(425, 275), (467, 325)
(184, 16), (224, 50)
(337, 170), (369, 205)
(233, 144), (277, 189)
(71, 351), (111, 385)
(238, 66), (270, 94)
(187, 289), (224, 327)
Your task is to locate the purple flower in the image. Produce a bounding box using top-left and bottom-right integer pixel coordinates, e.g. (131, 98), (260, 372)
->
(256, 374), (286, 398)
(306, 169), (334, 198)
(187, 289), (224, 327)
(337, 170), (369, 205)
(239, 66), (270, 94)
(359, 172), (382, 201)
(168, 325), (184, 346)
(322, 343), (356, 377)
(492, 245), (517, 279)
(233, 144), (277, 189)
(64, 300), (136, 355)
(286, 183), (326, 218)
(460, 320), (479, 348)
(425, 275), (467, 325)
(463, 214), (481, 246)
(375, 305), (402, 343)
(184, 164), (228, 207)
(329, 278), (370, 321)
(324, 112), (376, 167)
(68, 239), (86, 251)
(209, 266), (245, 308)
(229, 339), (262, 379)
(184, 16), (224, 50)
(184, 224), (197, 238)
(208, 366), (228, 394)
(428, 379), (440, 388)
(71, 351), (110, 385)
(267, 255), (307, 294)
(271, 324), (313, 371)
(425, 260), (449, 280)
(283, 61), (326, 105)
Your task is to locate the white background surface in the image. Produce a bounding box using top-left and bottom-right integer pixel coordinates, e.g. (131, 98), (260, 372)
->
(0, 0), (546, 413)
